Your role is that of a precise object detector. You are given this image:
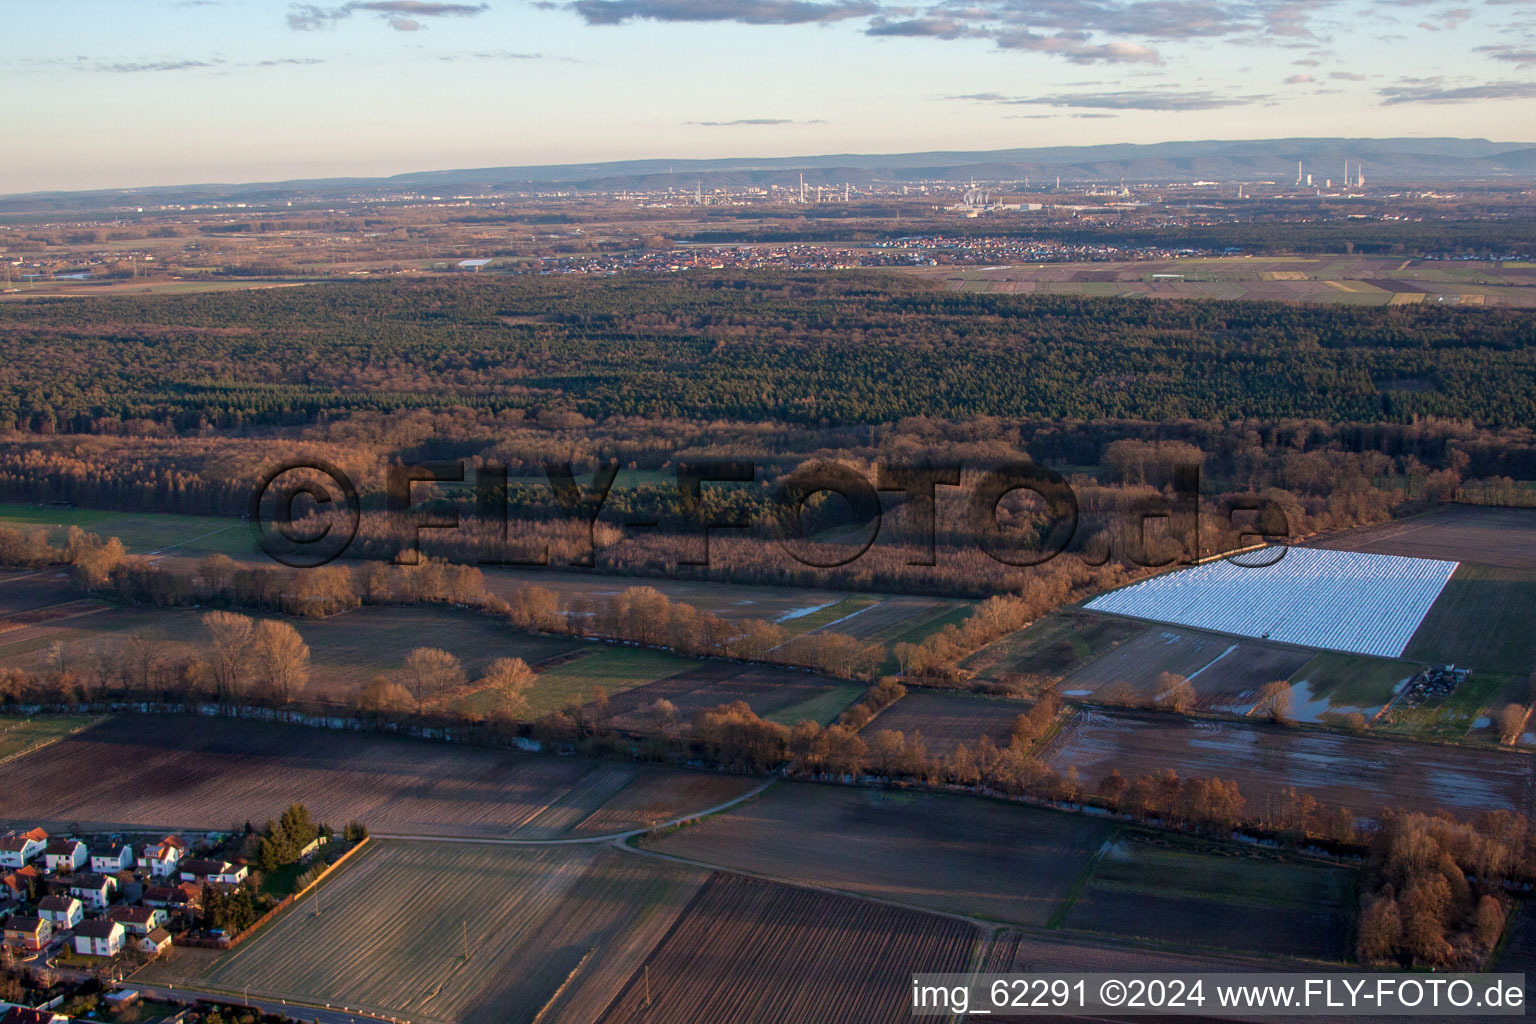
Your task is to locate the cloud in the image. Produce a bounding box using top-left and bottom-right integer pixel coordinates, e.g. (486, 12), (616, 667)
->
(1284, 72), (1312, 82)
(287, 1), (488, 30)
(571, 0), (876, 23)
(1476, 44), (1536, 67)
(439, 50), (567, 59)
(991, 30), (1162, 62)
(561, 0), (1347, 61)
(1328, 69), (1365, 79)
(255, 56), (327, 66)
(1416, 6), (1471, 29)
(96, 59), (218, 72)
(1378, 76), (1536, 103)
(684, 117), (827, 125)
(954, 87), (1268, 109)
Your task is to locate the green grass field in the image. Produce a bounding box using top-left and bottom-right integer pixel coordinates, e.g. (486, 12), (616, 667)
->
(1056, 834), (1355, 960)
(523, 644), (698, 717)
(0, 504), (254, 557)
(1404, 564), (1536, 675)
(1286, 652), (1416, 711)
(0, 715), (102, 761)
(961, 612), (1144, 689)
(779, 596), (881, 634)
(763, 684), (863, 726)
(1380, 671), (1512, 740)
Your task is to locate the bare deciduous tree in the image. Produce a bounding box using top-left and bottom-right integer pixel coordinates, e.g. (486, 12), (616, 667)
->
(397, 647), (464, 713)
(254, 619), (311, 705)
(201, 611), (254, 702)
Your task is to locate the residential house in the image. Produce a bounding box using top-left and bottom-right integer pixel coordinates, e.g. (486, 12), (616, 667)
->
(0, 899), (22, 922)
(137, 927), (173, 957)
(0, 1007), (69, 1024)
(36, 895), (82, 929)
(2, 916), (50, 951)
(106, 906), (164, 936)
(71, 918), (124, 957)
(140, 836), (184, 878)
(89, 843), (133, 874)
(0, 831), (45, 869)
(42, 839), (85, 874)
(66, 873), (115, 910)
(179, 859), (248, 886)
(1, 866), (39, 901)
(142, 882), (201, 911)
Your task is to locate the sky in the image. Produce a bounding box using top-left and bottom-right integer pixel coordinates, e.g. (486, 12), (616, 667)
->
(2, 0), (1534, 194)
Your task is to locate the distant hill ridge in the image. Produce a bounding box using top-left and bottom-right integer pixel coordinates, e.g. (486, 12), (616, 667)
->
(4, 137), (1534, 210)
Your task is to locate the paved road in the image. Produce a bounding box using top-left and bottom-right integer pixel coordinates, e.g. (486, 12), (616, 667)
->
(130, 982), (401, 1024)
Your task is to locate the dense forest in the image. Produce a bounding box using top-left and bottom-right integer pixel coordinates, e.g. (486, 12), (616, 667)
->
(0, 273), (1533, 432)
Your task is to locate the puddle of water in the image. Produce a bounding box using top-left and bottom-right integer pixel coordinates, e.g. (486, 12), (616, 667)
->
(1064, 689), (1092, 697)
(777, 602), (835, 622)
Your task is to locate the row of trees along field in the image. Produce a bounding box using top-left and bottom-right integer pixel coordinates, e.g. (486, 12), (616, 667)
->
(0, 275), (1533, 430)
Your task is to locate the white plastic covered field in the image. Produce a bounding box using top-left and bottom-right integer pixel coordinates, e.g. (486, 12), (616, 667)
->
(1084, 547), (1458, 658)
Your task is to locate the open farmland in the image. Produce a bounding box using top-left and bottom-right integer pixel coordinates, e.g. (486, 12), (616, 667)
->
(0, 504), (257, 558)
(0, 602), (590, 700)
(1085, 547), (1459, 658)
(1402, 563), (1536, 674)
(1310, 505), (1536, 571)
(0, 715), (757, 837)
(521, 643), (698, 717)
(205, 841), (709, 1024)
(605, 661), (861, 729)
(596, 872), (980, 1024)
(1283, 652), (1418, 724)
(860, 690), (1030, 754)
(642, 781), (1111, 925)
(920, 256), (1536, 307)
(1059, 626), (1315, 714)
(960, 611), (1143, 688)
(0, 715), (100, 762)
(1044, 708), (1535, 821)
(484, 567), (854, 622)
(1059, 835), (1354, 960)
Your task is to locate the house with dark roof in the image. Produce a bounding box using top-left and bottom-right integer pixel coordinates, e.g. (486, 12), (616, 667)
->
(90, 843), (133, 874)
(66, 872), (115, 909)
(72, 918), (124, 957)
(36, 894), (82, 929)
(2, 915), (50, 951)
(42, 838), (85, 874)
(106, 905), (164, 936)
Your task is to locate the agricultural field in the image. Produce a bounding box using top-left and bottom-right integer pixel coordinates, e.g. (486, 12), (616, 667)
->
(482, 567), (855, 623)
(641, 781), (1112, 926)
(0, 601), (590, 701)
(205, 840), (710, 1024)
(1057, 835), (1355, 960)
(605, 661), (861, 730)
(1402, 563), (1536, 675)
(0, 504), (256, 558)
(0, 714), (100, 762)
(596, 872), (980, 1024)
(1282, 652), (1419, 724)
(859, 690), (1031, 755)
(960, 610), (1144, 689)
(1044, 708), (1535, 821)
(1059, 626), (1314, 714)
(1084, 547), (1458, 659)
(920, 256), (1536, 307)
(518, 643), (699, 718)
(0, 714), (758, 838)
(1310, 505), (1536, 571)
